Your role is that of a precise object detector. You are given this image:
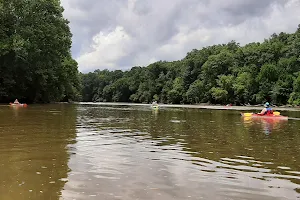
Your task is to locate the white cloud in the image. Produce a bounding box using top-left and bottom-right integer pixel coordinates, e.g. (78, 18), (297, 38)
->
(76, 26), (132, 72)
(61, 0), (300, 72)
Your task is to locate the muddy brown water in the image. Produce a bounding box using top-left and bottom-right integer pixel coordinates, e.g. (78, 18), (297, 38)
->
(0, 104), (300, 200)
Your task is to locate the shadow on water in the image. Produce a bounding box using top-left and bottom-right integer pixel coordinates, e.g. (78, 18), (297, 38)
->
(0, 104), (77, 200)
(63, 104), (300, 200)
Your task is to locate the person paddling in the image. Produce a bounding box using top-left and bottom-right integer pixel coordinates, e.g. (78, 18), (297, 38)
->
(259, 102), (273, 115)
(14, 99), (20, 104)
(152, 101), (158, 106)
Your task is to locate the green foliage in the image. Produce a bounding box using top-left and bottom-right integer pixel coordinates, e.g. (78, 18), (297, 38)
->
(210, 87), (228, 104)
(233, 72), (256, 104)
(288, 74), (300, 105)
(81, 25), (300, 106)
(186, 80), (205, 103)
(167, 77), (184, 104)
(0, 0), (80, 103)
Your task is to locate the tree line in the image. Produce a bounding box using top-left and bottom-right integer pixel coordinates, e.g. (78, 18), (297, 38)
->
(81, 25), (300, 106)
(0, 0), (80, 103)
(1, 0), (300, 106)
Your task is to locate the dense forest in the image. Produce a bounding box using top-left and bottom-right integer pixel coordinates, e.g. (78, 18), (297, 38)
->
(81, 25), (300, 106)
(0, 0), (80, 103)
(1, 0), (300, 106)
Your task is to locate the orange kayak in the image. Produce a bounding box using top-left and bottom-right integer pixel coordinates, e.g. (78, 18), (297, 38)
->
(241, 113), (288, 120)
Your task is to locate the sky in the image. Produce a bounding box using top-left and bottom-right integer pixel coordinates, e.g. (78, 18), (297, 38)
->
(61, 0), (300, 73)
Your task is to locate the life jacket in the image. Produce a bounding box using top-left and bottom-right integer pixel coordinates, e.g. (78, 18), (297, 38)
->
(264, 107), (273, 115)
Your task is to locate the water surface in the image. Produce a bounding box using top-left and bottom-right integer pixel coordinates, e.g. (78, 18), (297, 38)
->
(0, 104), (300, 200)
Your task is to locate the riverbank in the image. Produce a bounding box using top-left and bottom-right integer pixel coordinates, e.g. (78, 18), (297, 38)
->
(76, 102), (300, 112)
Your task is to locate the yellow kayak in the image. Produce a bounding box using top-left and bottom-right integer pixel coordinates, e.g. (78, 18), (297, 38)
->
(152, 105), (159, 110)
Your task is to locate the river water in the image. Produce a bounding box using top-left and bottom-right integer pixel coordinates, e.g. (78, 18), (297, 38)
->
(0, 104), (300, 200)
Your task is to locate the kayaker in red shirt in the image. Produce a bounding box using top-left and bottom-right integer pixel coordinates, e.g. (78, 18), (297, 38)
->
(259, 102), (273, 115)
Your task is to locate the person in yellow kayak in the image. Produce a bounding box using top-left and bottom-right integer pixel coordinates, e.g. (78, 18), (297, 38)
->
(152, 101), (158, 106)
(259, 102), (273, 115)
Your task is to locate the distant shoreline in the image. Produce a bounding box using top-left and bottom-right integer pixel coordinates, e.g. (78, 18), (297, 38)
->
(1, 101), (299, 112)
(75, 102), (300, 112)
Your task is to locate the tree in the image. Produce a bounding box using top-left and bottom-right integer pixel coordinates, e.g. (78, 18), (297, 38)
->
(233, 72), (257, 104)
(167, 78), (184, 104)
(210, 87), (228, 104)
(0, 0), (80, 103)
(186, 80), (205, 103)
(288, 74), (300, 105)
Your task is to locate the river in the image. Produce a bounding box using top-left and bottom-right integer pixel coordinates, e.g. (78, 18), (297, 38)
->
(0, 103), (300, 200)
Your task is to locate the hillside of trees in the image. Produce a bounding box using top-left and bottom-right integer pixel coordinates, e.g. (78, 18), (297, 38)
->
(2, 0), (300, 106)
(81, 25), (300, 106)
(0, 0), (80, 103)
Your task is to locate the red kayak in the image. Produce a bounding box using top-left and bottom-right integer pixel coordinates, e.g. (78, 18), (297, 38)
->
(241, 113), (288, 120)
(9, 103), (28, 107)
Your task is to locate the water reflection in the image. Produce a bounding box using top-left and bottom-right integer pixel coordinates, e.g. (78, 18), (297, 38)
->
(0, 104), (77, 200)
(242, 116), (288, 135)
(63, 105), (300, 200)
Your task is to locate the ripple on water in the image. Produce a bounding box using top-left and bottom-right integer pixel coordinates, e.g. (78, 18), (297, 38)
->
(59, 105), (300, 200)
